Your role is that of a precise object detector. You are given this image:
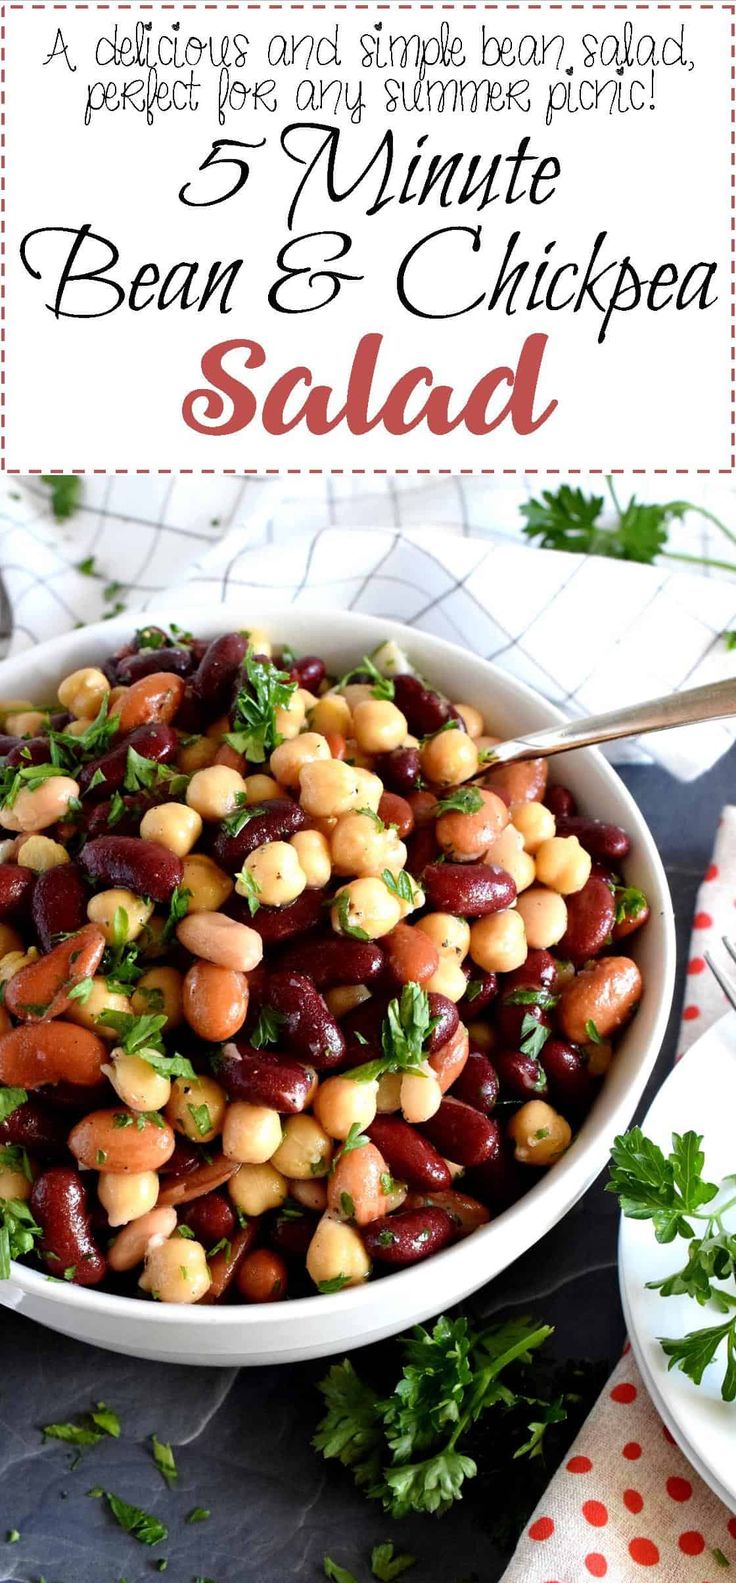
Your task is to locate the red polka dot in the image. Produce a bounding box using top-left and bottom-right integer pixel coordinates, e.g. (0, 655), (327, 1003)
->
(682, 1005), (701, 1021)
(611, 1382), (637, 1404)
(529, 1517), (554, 1542)
(585, 1555), (608, 1577)
(666, 1475), (692, 1502)
(623, 1442), (642, 1460)
(688, 957), (706, 975)
(582, 1501), (609, 1528)
(705, 864), (719, 881)
(678, 1531), (705, 1557)
(662, 1426), (675, 1445)
(567, 1455), (593, 1474)
(624, 1489), (644, 1514)
(694, 911), (713, 929)
(629, 1538), (660, 1567)
(728, 1517), (736, 1540)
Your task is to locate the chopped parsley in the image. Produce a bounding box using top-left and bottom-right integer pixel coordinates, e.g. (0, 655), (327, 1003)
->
(226, 649), (297, 762)
(434, 787), (484, 816)
(42, 1403), (120, 1447)
(337, 656), (395, 701)
(250, 1005), (286, 1049)
(334, 889), (371, 941)
(349, 983), (439, 1084)
(381, 870), (417, 904)
(318, 1274), (352, 1294)
(87, 1488), (167, 1547)
(186, 1507), (211, 1524)
(123, 748), (188, 800)
(99, 1010), (167, 1056)
(42, 475), (82, 521)
(187, 1102), (213, 1137)
(0, 1199), (41, 1278)
(234, 867), (262, 917)
(0, 762), (71, 812)
(161, 885), (191, 942)
(584, 1019), (604, 1045)
(519, 1013), (551, 1064)
(0, 1087), (27, 1122)
(221, 797), (269, 839)
(150, 1434), (177, 1488)
(613, 885), (648, 926)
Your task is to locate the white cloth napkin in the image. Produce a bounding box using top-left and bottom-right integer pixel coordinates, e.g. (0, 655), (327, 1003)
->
(1, 479), (735, 781)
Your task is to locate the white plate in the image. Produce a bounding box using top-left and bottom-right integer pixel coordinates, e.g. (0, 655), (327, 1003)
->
(619, 1012), (736, 1513)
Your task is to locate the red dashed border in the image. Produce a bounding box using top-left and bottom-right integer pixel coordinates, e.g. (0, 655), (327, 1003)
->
(1, 1), (734, 475)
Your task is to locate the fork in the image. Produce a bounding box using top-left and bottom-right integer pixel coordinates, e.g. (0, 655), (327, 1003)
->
(705, 938), (736, 1009)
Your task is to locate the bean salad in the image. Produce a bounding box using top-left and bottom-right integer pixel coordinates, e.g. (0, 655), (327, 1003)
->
(0, 626), (648, 1306)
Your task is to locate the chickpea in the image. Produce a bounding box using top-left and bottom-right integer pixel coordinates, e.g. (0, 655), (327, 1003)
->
(306, 1214), (371, 1290)
(98, 1170), (159, 1227)
(288, 1177), (327, 1212)
(237, 841), (307, 909)
(108, 1206), (178, 1273)
(186, 764), (247, 822)
(339, 682), (375, 712)
(271, 1114), (333, 1180)
(140, 803), (203, 857)
(165, 1075), (227, 1143)
(16, 835), (69, 872)
(131, 966), (184, 1030)
(400, 1064), (443, 1124)
(269, 732), (331, 789)
(87, 888), (154, 944)
(0, 949), (37, 987)
(535, 836), (591, 896)
(586, 1038), (613, 1077)
(436, 788), (508, 861)
(331, 879), (402, 942)
(138, 915), (169, 960)
(67, 979), (132, 1038)
(331, 813), (407, 880)
(515, 887), (568, 949)
(454, 702), (484, 738)
(181, 853), (233, 912)
(343, 738), (375, 771)
(424, 955), (469, 1003)
(139, 1235), (211, 1304)
(484, 825), (536, 893)
(299, 760), (383, 819)
(0, 775), (80, 834)
(177, 735), (218, 775)
(324, 984), (372, 1019)
(243, 773), (283, 803)
(247, 628), (272, 658)
(177, 910), (263, 972)
(511, 801), (556, 854)
(64, 719), (93, 739)
(222, 1102), (283, 1164)
(420, 727), (479, 788)
(290, 829), (331, 889)
(469, 909), (527, 974)
(228, 1161), (287, 1216)
(5, 710), (47, 737)
(416, 912), (470, 961)
(0, 922), (23, 956)
(103, 1050), (171, 1112)
(352, 699), (408, 754)
(309, 693), (352, 737)
(394, 875), (425, 921)
(508, 1100), (572, 1166)
(0, 1160), (31, 1201)
(313, 1074), (379, 1140)
(273, 689), (306, 742)
(57, 666), (110, 720)
(376, 1072), (402, 1112)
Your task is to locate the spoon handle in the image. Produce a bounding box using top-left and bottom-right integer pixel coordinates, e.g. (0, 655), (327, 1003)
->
(483, 678), (736, 766)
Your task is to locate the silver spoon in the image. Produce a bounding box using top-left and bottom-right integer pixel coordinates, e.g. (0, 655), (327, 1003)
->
(477, 677), (736, 766)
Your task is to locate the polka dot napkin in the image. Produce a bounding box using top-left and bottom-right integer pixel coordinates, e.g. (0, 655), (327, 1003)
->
(501, 811), (736, 1583)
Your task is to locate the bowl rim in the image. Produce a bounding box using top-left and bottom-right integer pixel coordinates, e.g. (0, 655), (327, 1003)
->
(2, 603), (676, 1331)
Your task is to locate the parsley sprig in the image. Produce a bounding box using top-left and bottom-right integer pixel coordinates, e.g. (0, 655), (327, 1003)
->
(0, 1196), (42, 1279)
(337, 656), (395, 702)
(226, 650), (296, 762)
(349, 984), (439, 1084)
(609, 1128), (736, 1400)
(521, 478), (736, 576)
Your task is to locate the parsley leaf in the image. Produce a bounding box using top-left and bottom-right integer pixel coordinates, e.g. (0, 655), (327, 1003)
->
(0, 1198), (41, 1278)
(98, 1010), (167, 1056)
(42, 475), (82, 521)
(337, 656), (395, 702)
(42, 1403), (119, 1448)
(381, 870), (417, 905)
(234, 867), (262, 917)
(519, 1013), (551, 1064)
(370, 1543), (416, 1582)
(226, 650), (296, 762)
(151, 1434), (177, 1487)
(123, 748), (188, 799)
(613, 885), (648, 926)
(334, 890), (371, 941)
(0, 1087), (27, 1122)
(521, 478), (736, 575)
(250, 1005), (286, 1049)
(221, 798), (268, 839)
(324, 1559), (359, 1583)
(349, 983), (439, 1084)
(434, 788), (484, 816)
(609, 1128), (718, 1243)
(89, 1488), (167, 1547)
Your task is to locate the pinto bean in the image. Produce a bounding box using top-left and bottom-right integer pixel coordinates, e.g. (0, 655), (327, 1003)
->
(30, 1166), (107, 1285)
(267, 970), (345, 1070)
(68, 1109), (176, 1173)
(79, 836), (183, 903)
(374, 746), (421, 796)
(392, 674), (458, 737)
(381, 923), (438, 988)
(559, 874), (616, 963)
(157, 1153), (239, 1206)
(484, 758), (548, 806)
(0, 1095), (68, 1154)
(327, 1141), (389, 1226)
(180, 1191), (236, 1246)
(0, 863), (35, 919)
(367, 1115), (451, 1190)
(117, 647), (195, 684)
(419, 1097), (501, 1167)
(452, 1051), (500, 1114)
(0, 1022), (107, 1088)
(557, 956), (642, 1043)
(275, 935), (385, 989)
(219, 1043), (314, 1114)
(107, 1206), (178, 1273)
(545, 784), (577, 819)
(403, 1188), (491, 1240)
(79, 722), (178, 799)
(229, 888), (324, 945)
(429, 1022), (469, 1094)
(554, 815), (631, 863)
(182, 961), (249, 1042)
(423, 862), (516, 917)
(494, 1049), (549, 1100)
(362, 1206), (454, 1265)
(200, 1222), (260, 1304)
(194, 632), (248, 713)
(378, 791), (414, 838)
(5, 925), (106, 1023)
(31, 862), (87, 951)
(111, 672), (186, 734)
(211, 797), (308, 872)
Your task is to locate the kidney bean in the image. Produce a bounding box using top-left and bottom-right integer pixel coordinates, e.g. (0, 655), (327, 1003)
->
(405, 823), (439, 879)
(452, 1051), (499, 1114)
(290, 654), (325, 692)
(613, 897), (651, 942)
(494, 997), (551, 1050)
(30, 1166), (107, 1285)
(374, 746), (421, 796)
(555, 815), (631, 863)
(545, 784), (577, 819)
(362, 1206), (454, 1266)
(68, 1109), (176, 1173)
(5, 924), (106, 1023)
(341, 995), (389, 1065)
(559, 875), (616, 963)
(79, 835), (183, 903)
(367, 1115), (451, 1190)
(494, 1049), (549, 1100)
(174, 683), (206, 736)
(423, 862), (516, 918)
(0, 1095), (68, 1154)
(157, 1153), (239, 1206)
(117, 647), (195, 684)
(0, 1022), (107, 1088)
(378, 791), (414, 838)
(229, 889), (324, 945)
(381, 922), (438, 988)
(0, 733), (22, 758)
(112, 672), (186, 735)
(392, 674), (459, 737)
(276, 935), (385, 990)
(403, 1188), (491, 1240)
(484, 758), (548, 806)
(31, 862), (87, 951)
(79, 722), (178, 799)
(503, 949), (557, 996)
(84, 794), (159, 840)
(267, 971), (345, 1071)
(200, 1222), (260, 1304)
(7, 737), (53, 767)
(236, 1247), (288, 1303)
(461, 970), (498, 1013)
(419, 1097), (501, 1167)
(0, 863), (35, 919)
(181, 1191), (236, 1246)
(469, 1142), (527, 1212)
(425, 994), (460, 1054)
(557, 956), (642, 1043)
(211, 798), (308, 872)
(269, 1206), (319, 1258)
(219, 1042), (314, 1114)
(159, 1135), (202, 1178)
(194, 632), (248, 714)
(540, 1038), (594, 1111)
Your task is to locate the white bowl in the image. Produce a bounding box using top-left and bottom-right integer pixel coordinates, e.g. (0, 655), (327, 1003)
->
(0, 606), (675, 1365)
